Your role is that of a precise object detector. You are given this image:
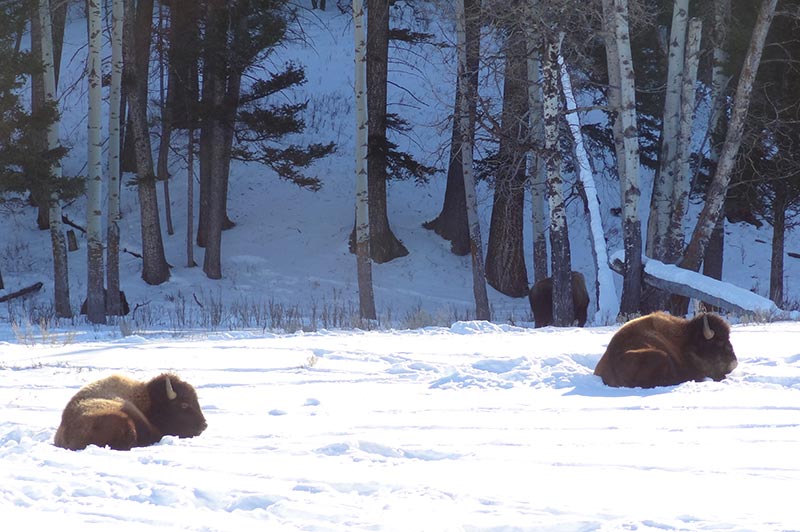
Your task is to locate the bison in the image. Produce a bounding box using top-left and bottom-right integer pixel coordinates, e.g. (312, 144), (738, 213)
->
(528, 271), (590, 328)
(593, 312), (738, 388)
(54, 373), (207, 451)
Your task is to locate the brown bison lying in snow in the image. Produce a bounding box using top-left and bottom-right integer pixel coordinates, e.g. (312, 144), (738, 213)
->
(594, 312), (738, 388)
(54, 373), (207, 450)
(528, 271), (590, 328)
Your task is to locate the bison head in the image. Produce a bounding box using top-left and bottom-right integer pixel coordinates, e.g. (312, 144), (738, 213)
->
(146, 373), (207, 438)
(687, 313), (738, 381)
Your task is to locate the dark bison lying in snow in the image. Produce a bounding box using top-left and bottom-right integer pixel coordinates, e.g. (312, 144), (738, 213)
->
(54, 373), (207, 450)
(528, 271), (590, 328)
(594, 312), (738, 388)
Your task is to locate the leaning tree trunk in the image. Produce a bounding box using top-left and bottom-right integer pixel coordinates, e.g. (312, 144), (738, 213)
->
(456, 0), (489, 321)
(485, 21), (529, 298)
(365, 0), (408, 263)
(679, 0), (778, 273)
(541, 33), (574, 327)
(422, 0), (479, 257)
(86, 0), (105, 324)
(123, 0), (170, 285)
(353, 0), (376, 320)
(608, 0), (643, 316)
(39, 0), (71, 317)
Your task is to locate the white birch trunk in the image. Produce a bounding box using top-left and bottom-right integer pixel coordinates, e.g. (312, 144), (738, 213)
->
(526, 45), (548, 284)
(39, 0), (71, 318)
(601, 0), (626, 199)
(647, 0), (689, 260)
(106, 0), (123, 315)
(456, 0), (489, 321)
(559, 56), (618, 324)
(86, 0), (105, 323)
(611, 0), (643, 316)
(353, 0), (376, 321)
(665, 17), (702, 263)
(542, 32), (574, 327)
(680, 0), (778, 272)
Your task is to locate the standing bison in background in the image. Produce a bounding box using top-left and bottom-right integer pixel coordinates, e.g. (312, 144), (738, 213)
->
(54, 373), (207, 451)
(594, 312), (738, 388)
(528, 271), (590, 328)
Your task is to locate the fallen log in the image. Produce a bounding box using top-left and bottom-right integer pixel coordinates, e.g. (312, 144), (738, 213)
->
(0, 282), (44, 303)
(610, 252), (780, 315)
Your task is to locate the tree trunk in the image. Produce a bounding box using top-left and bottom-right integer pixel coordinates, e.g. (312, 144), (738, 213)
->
(526, 54), (549, 285)
(156, 3), (174, 236)
(647, 0), (689, 261)
(120, 0), (154, 173)
(123, 0), (170, 285)
(200, 0), (228, 280)
(423, 0), (479, 257)
(456, 0), (489, 321)
(769, 189), (786, 306)
(541, 33), (574, 326)
(187, 127), (196, 267)
(365, 0), (407, 263)
(679, 0), (777, 273)
(560, 53), (617, 323)
(353, 0), (376, 320)
(106, 0), (124, 317)
(609, 0), (643, 316)
(485, 21), (529, 298)
(86, 0), (105, 324)
(665, 17), (702, 263)
(39, 0), (71, 317)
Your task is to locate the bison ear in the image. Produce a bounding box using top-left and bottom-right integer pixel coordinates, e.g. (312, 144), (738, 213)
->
(165, 376), (178, 400)
(702, 314), (715, 340)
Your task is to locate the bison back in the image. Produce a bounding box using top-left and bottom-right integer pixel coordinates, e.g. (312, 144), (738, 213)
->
(54, 398), (160, 450)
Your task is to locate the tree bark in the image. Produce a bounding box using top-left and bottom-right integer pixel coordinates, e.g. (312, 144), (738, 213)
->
(106, 0), (124, 316)
(647, 0), (689, 261)
(365, 0), (408, 263)
(39, 0), (71, 317)
(769, 188), (786, 306)
(423, 0), (479, 257)
(123, 0), (170, 285)
(679, 0), (777, 273)
(456, 0), (489, 321)
(354, 0), (376, 320)
(526, 53), (549, 285)
(485, 21), (529, 298)
(541, 33), (574, 326)
(609, 0), (643, 316)
(665, 17), (702, 264)
(86, 0), (105, 324)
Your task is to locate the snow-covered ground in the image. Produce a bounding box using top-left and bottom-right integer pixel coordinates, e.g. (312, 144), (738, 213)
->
(2, 321), (800, 531)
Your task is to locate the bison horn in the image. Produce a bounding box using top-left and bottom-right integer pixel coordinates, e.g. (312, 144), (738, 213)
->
(165, 377), (178, 400)
(702, 314), (715, 340)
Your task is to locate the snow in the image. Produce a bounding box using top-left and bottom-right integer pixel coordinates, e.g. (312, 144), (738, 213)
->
(2, 4), (800, 531)
(2, 323), (800, 530)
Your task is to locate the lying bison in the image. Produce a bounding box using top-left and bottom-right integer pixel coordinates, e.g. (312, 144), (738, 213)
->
(54, 373), (207, 451)
(528, 271), (589, 328)
(594, 312), (738, 388)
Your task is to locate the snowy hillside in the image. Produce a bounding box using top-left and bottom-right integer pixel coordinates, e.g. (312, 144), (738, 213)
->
(1, 4), (798, 332)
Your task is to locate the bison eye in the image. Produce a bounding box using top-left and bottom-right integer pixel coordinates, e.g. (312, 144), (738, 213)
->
(181, 402), (190, 410)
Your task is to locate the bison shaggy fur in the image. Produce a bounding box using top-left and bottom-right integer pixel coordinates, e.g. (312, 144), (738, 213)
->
(528, 271), (590, 328)
(54, 373), (207, 451)
(593, 312), (738, 388)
